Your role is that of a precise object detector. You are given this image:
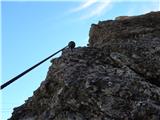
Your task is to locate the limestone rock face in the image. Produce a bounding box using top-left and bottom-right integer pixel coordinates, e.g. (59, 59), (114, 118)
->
(89, 11), (160, 87)
(9, 12), (160, 120)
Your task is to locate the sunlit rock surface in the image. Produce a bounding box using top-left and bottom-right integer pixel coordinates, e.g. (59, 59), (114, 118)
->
(10, 11), (160, 120)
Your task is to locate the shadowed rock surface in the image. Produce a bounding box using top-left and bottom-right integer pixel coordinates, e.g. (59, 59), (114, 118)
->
(9, 11), (160, 120)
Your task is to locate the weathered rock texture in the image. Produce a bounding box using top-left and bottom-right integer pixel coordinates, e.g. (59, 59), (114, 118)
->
(10, 12), (160, 120)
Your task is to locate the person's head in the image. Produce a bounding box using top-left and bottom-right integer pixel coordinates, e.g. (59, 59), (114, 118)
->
(68, 41), (76, 49)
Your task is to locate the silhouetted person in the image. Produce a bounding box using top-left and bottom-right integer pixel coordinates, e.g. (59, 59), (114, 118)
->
(68, 41), (75, 51)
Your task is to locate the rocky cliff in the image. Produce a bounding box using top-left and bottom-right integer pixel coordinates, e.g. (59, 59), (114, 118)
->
(9, 12), (160, 120)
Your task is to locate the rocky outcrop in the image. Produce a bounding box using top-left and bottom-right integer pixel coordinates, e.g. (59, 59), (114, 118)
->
(89, 11), (160, 87)
(9, 11), (160, 120)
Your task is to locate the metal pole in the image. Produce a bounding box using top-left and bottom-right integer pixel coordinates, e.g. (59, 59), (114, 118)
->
(0, 46), (67, 90)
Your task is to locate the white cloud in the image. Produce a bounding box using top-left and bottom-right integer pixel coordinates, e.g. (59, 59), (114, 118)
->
(71, 0), (98, 12)
(80, 0), (111, 19)
(70, 0), (112, 19)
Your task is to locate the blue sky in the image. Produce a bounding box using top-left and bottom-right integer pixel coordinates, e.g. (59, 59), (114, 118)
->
(1, 0), (159, 119)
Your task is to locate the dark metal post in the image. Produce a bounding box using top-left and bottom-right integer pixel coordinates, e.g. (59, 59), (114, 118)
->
(0, 44), (70, 90)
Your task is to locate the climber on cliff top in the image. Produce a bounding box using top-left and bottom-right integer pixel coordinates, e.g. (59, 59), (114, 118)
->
(68, 41), (75, 51)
